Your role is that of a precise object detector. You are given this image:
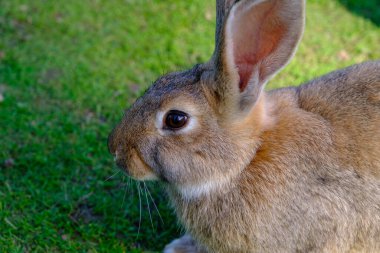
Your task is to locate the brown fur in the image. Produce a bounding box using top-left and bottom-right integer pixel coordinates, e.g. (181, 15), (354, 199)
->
(108, 0), (380, 252)
(164, 62), (380, 252)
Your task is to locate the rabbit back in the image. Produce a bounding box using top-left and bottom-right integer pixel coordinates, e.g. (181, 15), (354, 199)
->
(297, 60), (380, 179)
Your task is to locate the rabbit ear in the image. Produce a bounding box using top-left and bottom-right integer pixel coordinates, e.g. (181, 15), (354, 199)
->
(213, 0), (305, 116)
(213, 0), (236, 60)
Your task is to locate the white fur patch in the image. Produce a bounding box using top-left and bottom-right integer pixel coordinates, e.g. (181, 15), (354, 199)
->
(163, 235), (199, 253)
(163, 238), (182, 253)
(163, 247), (176, 253)
(155, 111), (166, 135)
(139, 172), (159, 181)
(179, 115), (197, 134)
(178, 175), (233, 200)
(114, 150), (120, 161)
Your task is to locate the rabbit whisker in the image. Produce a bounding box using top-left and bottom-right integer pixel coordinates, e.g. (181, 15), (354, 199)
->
(145, 183), (164, 225)
(136, 181), (143, 240)
(121, 175), (128, 208)
(105, 170), (121, 182)
(143, 182), (155, 231)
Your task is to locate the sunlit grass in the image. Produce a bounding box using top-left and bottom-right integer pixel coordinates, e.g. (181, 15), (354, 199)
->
(0, 0), (379, 251)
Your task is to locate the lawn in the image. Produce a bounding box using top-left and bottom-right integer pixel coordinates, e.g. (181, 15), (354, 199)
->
(0, 0), (379, 252)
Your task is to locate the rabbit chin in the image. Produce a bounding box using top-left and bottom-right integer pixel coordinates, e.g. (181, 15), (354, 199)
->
(127, 164), (159, 181)
(125, 164), (159, 181)
(131, 171), (159, 181)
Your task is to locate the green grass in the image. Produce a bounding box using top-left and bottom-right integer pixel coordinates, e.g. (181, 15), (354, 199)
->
(0, 0), (379, 252)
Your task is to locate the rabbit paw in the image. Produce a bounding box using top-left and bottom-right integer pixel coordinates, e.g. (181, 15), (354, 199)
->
(163, 235), (206, 253)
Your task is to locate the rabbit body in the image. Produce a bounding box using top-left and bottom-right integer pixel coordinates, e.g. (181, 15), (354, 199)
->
(108, 0), (380, 252)
(166, 61), (380, 253)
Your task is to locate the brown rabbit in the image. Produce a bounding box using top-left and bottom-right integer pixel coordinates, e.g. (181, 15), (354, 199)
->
(108, 0), (380, 252)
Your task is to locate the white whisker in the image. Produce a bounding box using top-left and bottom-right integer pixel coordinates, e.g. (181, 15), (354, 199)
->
(145, 183), (164, 224)
(121, 176), (128, 208)
(143, 182), (155, 231)
(136, 182), (142, 240)
(105, 170), (121, 182)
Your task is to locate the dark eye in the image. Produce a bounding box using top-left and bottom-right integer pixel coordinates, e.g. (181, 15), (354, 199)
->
(164, 110), (189, 130)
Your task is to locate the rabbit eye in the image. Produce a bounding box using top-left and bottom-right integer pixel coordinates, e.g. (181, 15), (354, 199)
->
(164, 110), (189, 130)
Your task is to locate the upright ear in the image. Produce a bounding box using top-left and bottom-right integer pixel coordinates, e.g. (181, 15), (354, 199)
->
(212, 0), (305, 117)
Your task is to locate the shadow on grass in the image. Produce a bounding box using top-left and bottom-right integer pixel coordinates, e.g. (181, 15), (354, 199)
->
(338, 0), (380, 26)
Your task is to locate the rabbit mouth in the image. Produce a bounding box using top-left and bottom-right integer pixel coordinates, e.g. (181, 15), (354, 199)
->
(115, 149), (159, 181)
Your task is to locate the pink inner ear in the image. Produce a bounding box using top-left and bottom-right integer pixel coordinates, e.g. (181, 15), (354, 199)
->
(231, 2), (286, 93)
(237, 60), (255, 92)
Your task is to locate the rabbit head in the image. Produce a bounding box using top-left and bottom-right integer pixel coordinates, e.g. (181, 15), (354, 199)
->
(108, 0), (305, 197)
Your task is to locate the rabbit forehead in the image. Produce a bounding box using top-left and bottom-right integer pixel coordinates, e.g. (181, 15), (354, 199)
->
(149, 64), (203, 93)
(124, 66), (209, 131)
(131, 65), (207, 115)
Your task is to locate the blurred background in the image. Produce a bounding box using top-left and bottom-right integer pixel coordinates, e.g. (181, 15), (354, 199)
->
(0, 0), (379, 252)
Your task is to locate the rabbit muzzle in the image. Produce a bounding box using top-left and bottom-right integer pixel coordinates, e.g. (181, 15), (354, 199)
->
(108, 126), (158, 181)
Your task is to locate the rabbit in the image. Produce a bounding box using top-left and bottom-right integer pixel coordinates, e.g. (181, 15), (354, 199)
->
(108, 0), (380, 252)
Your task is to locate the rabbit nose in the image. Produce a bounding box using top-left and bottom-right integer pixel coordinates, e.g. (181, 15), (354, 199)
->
(115, 152), (128, 171)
